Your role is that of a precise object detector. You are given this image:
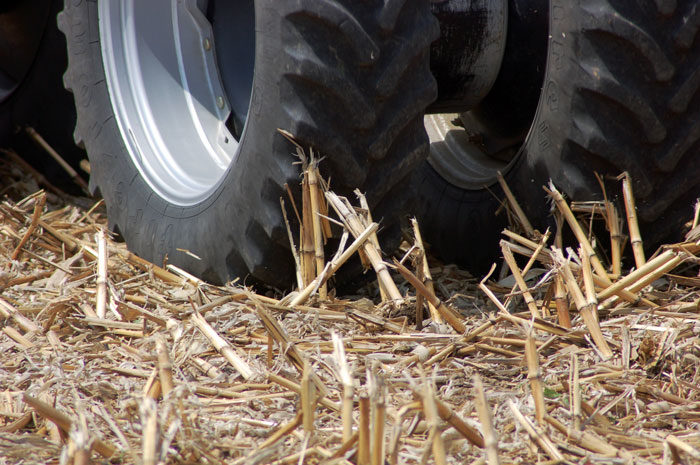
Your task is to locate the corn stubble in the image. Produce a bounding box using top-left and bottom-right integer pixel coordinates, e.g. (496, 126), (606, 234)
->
(2, 141), (700, 464)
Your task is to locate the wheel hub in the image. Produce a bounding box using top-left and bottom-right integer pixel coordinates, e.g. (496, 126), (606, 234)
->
(99, 0), (254, 206)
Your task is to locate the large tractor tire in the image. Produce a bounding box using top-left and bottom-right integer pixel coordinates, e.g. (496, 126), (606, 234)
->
(58, 0), (438, 287)
(417, 0), (700, 276)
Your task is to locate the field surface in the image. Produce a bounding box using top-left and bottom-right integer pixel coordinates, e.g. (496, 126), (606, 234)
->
(1, 152), (700, 465)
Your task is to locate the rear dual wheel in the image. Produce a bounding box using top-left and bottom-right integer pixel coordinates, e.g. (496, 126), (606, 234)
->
(59, 0), (438, 287)
(417, 0), (700, 275)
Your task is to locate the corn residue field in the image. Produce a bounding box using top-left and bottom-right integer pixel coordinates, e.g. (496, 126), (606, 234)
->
(1, 143), (700, 465)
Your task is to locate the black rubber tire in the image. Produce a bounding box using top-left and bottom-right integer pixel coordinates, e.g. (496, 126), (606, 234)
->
(59, 0), (438, 288)
(416, 0), (700, 276)
(0, 0), (85, 188)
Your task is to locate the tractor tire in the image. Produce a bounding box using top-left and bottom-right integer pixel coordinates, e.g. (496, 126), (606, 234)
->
(416, 0), (700, 276)
(59, 0), (438, 287)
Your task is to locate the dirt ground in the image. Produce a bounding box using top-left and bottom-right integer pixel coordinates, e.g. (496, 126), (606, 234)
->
(1, 150), (700, 465)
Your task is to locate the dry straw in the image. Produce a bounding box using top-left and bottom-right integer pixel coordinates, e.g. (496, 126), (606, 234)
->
(619, 171), (646, 268)
(3, 142), (700, 464)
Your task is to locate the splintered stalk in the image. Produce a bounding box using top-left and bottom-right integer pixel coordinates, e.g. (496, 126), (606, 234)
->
(422, 384), (447, 465)
(356, 189), (389, 302)
(332, 333), (354, 443)
(253, 303), (329, 398)
(300, 174), (316, 287)
(595, 172), (623, 277)
(597, 249), (682, 302)
(191, 311), (253, 380)
(606, 200), (623, 278)
(503, 230), (652, 306)
(144, 368), (161, 399)
(525, 330), (545, 425)
(478, 264), (510, 314)
(258, 412), (303, 450)
(358, 395), (370, 465)
(545, 415), (618, 456)
(331, 432), (359, 461)
(518, 228), (551, 278)
(0, 298), (40, 333)
(371, 379), (386, 465)
(95, 228), (108, 319)
(280, 197), (304, 290)
(500, 241), (540, 318)
(279, 130), (318, 289)
(570, 354), (581, 431)
(545, 183), (611, 284)
(25, 126), (89, 192)
(289, 222), (379, 307)
(552, 255), (583, 318)
(308, 163), (327, 299)
(393, 259), (466, 333)
(326, 192), (402, 302)
(141, 398), (159, 465)
(69, 429), (91, 465)
(580, 247), (600, 324)
(619, 172), (645, 268)
(155, 336), (174, 397)
(666, 435), (700, 461)
(412, 218), (441, 323)
(2, 326), (33, 349)
(497, 171), (535, 238)
(11, 192), (45, 260)
(554, 276), (571, 329)
(301, 360), (315, 434)
(554, 249), (612, 358)
(388, 405), (412, 465)
(23, 393), (116, 458)
(268, 373), (339, 413)
(414, 250), (425, 330)
(554, 210), (564, 249)
(508, 400), (564, 462)
(267, 332), (273, 367)
(474, 375), (500, 465)
(410, 387), (484, 447)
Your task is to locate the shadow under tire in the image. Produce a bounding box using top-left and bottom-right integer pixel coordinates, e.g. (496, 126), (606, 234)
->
(0, 0), (84, 186)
